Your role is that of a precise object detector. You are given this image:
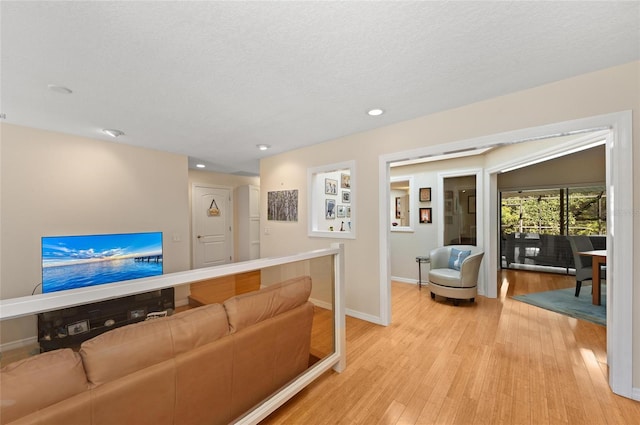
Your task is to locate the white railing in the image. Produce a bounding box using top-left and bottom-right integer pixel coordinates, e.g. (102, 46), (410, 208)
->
(0, 244), (346, 424)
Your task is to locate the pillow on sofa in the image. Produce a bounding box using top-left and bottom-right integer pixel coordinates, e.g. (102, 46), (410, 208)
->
(448, 248), (471, 271)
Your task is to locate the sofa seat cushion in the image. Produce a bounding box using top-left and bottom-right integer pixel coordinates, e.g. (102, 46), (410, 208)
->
(80, 303), (229, 386)
(224, 275), (312, 333)
(429, 268), (464, 288)
(0, 349), (88, 425)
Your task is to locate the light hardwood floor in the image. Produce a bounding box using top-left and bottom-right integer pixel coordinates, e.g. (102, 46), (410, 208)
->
(262, 270), (640, 424)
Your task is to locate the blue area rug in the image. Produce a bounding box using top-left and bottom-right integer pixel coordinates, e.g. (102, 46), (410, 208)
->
(512, 286), (606, 326)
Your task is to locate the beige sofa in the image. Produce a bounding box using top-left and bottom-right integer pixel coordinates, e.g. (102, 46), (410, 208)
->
(1, 276), (314, 425)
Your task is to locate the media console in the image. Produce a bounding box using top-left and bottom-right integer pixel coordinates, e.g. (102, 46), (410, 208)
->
(38, 288), (175, 352)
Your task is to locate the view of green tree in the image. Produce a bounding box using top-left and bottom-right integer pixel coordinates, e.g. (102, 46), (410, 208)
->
(501, 187), (606, 236)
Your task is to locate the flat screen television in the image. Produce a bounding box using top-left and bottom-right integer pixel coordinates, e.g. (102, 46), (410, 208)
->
(41, 232), (163, 293)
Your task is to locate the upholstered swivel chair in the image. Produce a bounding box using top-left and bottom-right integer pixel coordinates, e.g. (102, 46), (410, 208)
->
(428, 245), (484, 306)
(568, 235), (606, 297)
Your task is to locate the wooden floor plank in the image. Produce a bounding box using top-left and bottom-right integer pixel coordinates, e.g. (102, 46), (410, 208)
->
(261, 270), (639, 425)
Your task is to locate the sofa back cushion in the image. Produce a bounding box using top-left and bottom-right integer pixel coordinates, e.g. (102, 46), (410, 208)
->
(80, 303), (229, 386)
(224, 275), (312, 333)
(229, 302), (314, 422)
(0, 349), (88, 425)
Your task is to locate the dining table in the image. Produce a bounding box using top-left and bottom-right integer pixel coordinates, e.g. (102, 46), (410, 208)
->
(578, 250), (607, 305)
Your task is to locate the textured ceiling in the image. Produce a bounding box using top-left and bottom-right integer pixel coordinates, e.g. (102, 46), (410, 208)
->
(1, 1), (639, 175)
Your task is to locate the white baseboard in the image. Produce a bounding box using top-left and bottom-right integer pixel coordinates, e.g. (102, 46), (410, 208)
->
(346, 308), (385, 325)
(0, 336), (38, 353)
(631, 386), (640, 401)
(309, 298), (333, 311)
(391, 276), (416, 285)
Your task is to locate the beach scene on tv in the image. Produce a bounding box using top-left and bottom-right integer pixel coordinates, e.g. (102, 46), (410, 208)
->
(42, 232), (163, 293)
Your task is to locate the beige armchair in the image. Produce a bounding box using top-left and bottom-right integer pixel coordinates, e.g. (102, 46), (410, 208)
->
(428, 245), (484, 306)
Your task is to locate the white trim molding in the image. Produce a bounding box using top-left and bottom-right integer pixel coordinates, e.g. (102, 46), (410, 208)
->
(379, 111), (634, 400)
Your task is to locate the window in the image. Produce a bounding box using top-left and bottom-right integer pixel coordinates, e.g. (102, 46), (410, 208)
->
(308, 161), (356, 239)
(390, 176), (414, 231)
(500, 185), (606, 270)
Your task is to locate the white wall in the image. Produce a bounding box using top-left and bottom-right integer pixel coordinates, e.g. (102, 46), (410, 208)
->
(0, 124), (191, 345)
(260, 61), (640, 385)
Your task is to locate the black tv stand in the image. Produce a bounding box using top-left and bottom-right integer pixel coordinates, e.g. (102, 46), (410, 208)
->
(38, 288), (175, 352)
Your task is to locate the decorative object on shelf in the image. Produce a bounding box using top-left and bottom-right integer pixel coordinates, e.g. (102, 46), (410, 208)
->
(208, 198), (220, 216)
(420, 207), (432, 223)
(325, 178), (338, 195)
(340, 221), (345, 231)
(267, 189), (298, 221)
(342, 190), (350, 203)
(341, 173), (351, 188)
(67, 320), (89, 336)
(468, 195), (476, 214)
(337, 205), (346, 218)
(325, 199), (336, 219)
(419, 187), (432, 202)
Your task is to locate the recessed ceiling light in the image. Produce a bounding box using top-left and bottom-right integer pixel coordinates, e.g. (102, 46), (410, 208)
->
(367, 108), (384, 116)
(196, 164), (206, 168)
(257, 144), (270, 151)
(47, 84), (73, 94)
(102, 129), (124, 138)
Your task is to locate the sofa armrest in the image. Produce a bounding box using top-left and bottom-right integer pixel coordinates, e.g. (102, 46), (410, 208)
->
(460, 252), (484, 287)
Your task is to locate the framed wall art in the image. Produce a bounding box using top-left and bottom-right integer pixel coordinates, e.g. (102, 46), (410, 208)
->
(419, 187), (431, 202)
(325, 178), (337, 195)
(419, 208), (432, 224)
(325, 199), (336, 219)
(341, 173), (351, 188)
(267, 190), (298, 221)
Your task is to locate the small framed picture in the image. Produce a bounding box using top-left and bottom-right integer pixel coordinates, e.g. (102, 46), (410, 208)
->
(337, 205), (346, 218)
(67, 320), (90, 336)
(129, 308), (147, 320)
(419, 187), (431, 202)
(325, 178), (338, 195)
(346, 206), (351, 218)
(342, 190), (350, 203)
(341, 173), (351, 188)
(419, 208), (432, 224)
(325, 199), (336, 219)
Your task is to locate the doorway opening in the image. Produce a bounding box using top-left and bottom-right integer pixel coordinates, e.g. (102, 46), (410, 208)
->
(379, 111), (633, 398)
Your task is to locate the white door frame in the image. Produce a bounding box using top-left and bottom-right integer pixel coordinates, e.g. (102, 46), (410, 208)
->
(378, 111), (633, 399)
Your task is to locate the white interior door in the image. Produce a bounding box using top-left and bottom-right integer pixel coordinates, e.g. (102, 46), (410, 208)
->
(192, 185), (232, 269)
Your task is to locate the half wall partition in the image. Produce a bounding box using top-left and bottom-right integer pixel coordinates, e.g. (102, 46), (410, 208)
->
(0, 244), (346, 424)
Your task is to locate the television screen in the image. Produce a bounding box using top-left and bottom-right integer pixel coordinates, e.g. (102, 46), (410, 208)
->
(41, 232), (163, 293)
